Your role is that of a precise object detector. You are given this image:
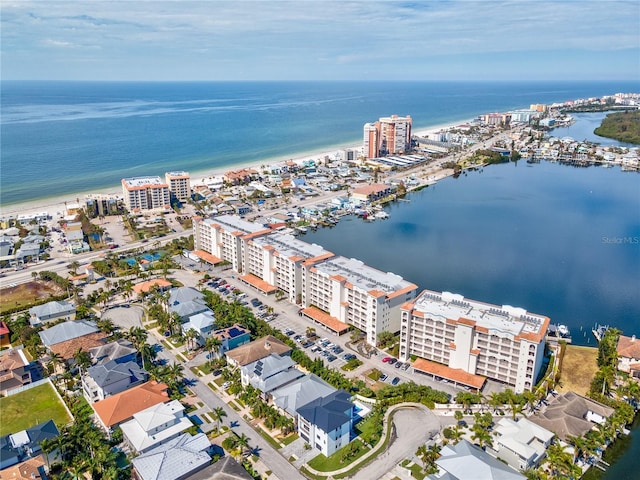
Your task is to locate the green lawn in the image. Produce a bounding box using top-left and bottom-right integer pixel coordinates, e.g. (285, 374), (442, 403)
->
(0, 382), (72, 435)
(307, 439), (370, 472)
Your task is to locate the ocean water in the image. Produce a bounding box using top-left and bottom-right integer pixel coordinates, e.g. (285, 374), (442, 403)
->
(305, 161), (640, 345)
(1, 80), (638, 206)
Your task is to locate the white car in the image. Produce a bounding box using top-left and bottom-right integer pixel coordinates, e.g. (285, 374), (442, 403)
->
(222, 381), (231, 389)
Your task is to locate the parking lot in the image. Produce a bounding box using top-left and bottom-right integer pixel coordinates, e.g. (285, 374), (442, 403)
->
(199, 268), (464, 397)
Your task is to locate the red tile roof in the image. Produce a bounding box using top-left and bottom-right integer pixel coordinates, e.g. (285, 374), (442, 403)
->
(412, 358), (486, 389)
(132, 278), (172, 294)
(239, 274), (278, 293)
(617, 335), (640, 360)
(301, 306), (350, 334)
(192, 249), (222, 265)
(92, 381), (169, 428)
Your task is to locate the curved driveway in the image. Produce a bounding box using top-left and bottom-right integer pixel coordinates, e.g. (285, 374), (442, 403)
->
(348, 406), (439, 480)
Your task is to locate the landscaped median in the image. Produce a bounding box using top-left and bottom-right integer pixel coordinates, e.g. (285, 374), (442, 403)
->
(301, 402), (433, 479)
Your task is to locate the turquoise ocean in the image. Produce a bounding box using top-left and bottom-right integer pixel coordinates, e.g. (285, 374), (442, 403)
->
(1, 80), (637, 206)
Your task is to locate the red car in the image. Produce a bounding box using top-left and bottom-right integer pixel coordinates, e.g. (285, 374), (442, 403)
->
(382, 356), (392, 363)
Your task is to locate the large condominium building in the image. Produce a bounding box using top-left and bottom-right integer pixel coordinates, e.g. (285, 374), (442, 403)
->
(121, 177), (170, 212)
(363, 115), (412, 158)
(400, 290), (549, 393)
(244, 232), (334, 303)
(303, 256), (418, 345)
(193, 215), (271, 272)
(165, 171), (191, 202)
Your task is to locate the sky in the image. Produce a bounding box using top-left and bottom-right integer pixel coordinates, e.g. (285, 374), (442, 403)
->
(1, 0), (639, 81)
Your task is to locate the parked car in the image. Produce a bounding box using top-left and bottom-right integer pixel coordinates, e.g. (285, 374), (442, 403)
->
(391, 377), (400, 385)
(332, 346), (343, 354)
(388, 358), (397, 365)
(380, 374), (388, 382)
(394, 361), (403, 369)
(343, 353), (356, 361)
(326, 354), (337, 362)
(382, 356), (392, 363)
(284, 329), (295, 336)
(401, 362), (411, 371)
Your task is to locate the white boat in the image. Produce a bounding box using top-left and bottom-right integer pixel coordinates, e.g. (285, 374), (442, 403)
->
(295, 226), (308, 234)
(375, 211), (389, 219)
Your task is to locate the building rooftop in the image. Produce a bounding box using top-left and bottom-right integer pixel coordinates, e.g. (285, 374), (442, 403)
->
(184, 456), (254, 480)
(430, 440), (525, 480)
(38, 320), (99, 347)
(271, 374), (336, 418)
(166, 171), (190, 177)
(225, 335), (291, 367)
(49, 332), (108, 360)
(493, 417), (553, 463)
(617, 335), (640, 359)
(312, 255), (416, 297)
(85, 360), (147, 388)
(528, 391), (615, 441)
(251, 232), (333, 263)
(410, 290), (549, 342)
(89, 338), (137, 364)
(132, 433), (211, 480)
(168, 287), (205, 306)
(203, 215), (267, 236)
(29, 300), (74, 321)
(92, 381), (169, 428)
(122, 177), (168, 189)
(297, 389), (353, 434)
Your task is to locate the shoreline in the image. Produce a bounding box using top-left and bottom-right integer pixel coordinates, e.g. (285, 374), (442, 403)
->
(0, 119), (471, 218)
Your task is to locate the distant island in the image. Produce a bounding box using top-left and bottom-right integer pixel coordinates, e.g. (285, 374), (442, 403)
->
(594, 110), (640, 144)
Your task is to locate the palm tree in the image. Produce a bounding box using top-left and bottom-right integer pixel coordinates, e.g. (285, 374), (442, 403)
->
(212, 407), (227, 432)
(471, 424), (493, 450)
(236, 433), (251, 457)
(185, 328), (199, 353)
(205, 336), (223, 360)
(69, 261), (80, 276)
(127, 326), (148, 365)
(73, 348), (92, 376)
(47, 352), (66, 376)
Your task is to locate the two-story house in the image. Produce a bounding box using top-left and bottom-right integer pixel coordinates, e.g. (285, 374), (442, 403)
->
(82, 360), (148, 402)
(120, 400), (194, 453)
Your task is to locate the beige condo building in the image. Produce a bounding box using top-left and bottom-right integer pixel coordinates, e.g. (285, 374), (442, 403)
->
(165, 171), (191, 202)
(400, 290), (549, 392)
(121, 177), (170, 212)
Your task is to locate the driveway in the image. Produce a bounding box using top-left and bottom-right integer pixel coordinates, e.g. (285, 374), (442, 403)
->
(348, 407), (439, 480)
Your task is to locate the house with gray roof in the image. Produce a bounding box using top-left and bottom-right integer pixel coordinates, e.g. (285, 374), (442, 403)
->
(271, 374), (336, 418)
(168, 287), (209, 320)
(297, 389), (354, 457)
(132, 433), (211, 480)
(121, 400), (193, 454)
(185, 457), (253, 480)
(528, 391), (615, 441)
(240, 353), (304, 395)
(29, 300), (75, 327)
(487, 417), (554, 471)
(428, 439), (525, 480)
(0, 420), (60, 470)
(82, 360), (148, 402)
(89, 338), (138, 365)
(182, 311), (216, 346)
(38, 320), (99, 347)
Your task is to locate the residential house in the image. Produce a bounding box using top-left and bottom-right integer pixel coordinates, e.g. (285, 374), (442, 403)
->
(240, 353), (304, 396)
(82, 360), (148, 402)
(487, 417), (554, 471)
(38, 320), (107, 362)
(271, 374), (335, 419)
(182, 311), (216, 346)
(0, 421), (59, 470)
(91, 381), (170, 432)
(350, 183), (394, 203)
(211, 324), (251, 354)
(0, 456), (49, 480)
(120, 400), (193, 454)
(184, 457), (253, 480)
(0, 348), (33, 396)
(529, 391), (615, 441)
(617, 334), (640, 380)
(132, 279), (172, 297)
(225, 335), (292, 368)
(89, 338), (138, 365)
(131, 433), (211, 480)
(427, 440), (525, 480)
(28, 301), (75, 327)
(296, 389), (354, 457)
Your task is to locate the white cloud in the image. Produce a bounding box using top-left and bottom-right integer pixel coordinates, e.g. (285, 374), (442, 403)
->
(1, 0), (638, 80)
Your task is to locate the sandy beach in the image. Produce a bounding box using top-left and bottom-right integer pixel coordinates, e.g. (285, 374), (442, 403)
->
(0, 119), (471, 219)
